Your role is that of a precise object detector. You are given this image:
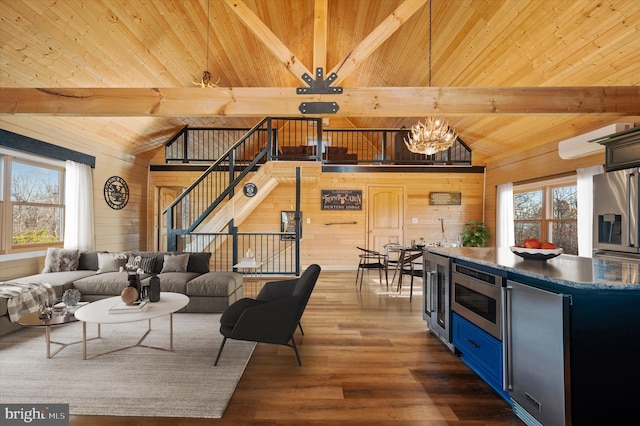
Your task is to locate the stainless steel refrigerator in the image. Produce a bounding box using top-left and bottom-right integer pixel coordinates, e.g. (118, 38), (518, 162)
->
(593, 167), (640, 258)
(504, 280), (571, 426)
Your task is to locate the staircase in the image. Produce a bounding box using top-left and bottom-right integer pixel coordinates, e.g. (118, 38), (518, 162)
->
(164, 118), (321, 275)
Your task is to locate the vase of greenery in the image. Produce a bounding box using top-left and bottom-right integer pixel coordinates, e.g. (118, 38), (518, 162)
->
(461, 220), (491, 247)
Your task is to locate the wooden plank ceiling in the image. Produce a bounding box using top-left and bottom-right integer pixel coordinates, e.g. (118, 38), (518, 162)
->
(0, 0), (639, 163)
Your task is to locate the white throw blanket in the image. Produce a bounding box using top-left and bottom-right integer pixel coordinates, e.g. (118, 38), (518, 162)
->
(0, 282), (57, 322)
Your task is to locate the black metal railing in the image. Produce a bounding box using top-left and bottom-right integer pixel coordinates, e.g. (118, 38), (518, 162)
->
(165, 121), (472, 166)
(165, 118), (273, 252)
(178, 231), (298, 275)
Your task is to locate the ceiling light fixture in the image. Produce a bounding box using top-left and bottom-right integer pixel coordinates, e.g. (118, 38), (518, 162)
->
(193, 0), (219, 88)
(404, 0), (457, 155)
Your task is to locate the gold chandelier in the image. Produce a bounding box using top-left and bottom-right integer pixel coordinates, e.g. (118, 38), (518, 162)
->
(404, 117), (458, 155)
(404, 0), (457, 156)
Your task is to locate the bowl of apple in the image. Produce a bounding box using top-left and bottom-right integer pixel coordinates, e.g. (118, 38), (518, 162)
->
(510, 239), (563, 261)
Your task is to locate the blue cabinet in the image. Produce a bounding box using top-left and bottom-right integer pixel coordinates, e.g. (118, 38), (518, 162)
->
(452, 312), (509, 401)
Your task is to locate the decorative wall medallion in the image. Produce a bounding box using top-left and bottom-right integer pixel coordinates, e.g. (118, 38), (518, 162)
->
(243, 183), (258, 197)
(104, 176), (129, 210)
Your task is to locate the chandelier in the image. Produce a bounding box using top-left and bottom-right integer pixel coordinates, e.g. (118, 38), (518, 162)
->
(404, 0), (457, 156)
(404, 117), (458, 155)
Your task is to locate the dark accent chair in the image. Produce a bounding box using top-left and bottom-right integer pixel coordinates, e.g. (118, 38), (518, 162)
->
(214, 264), (321, 366)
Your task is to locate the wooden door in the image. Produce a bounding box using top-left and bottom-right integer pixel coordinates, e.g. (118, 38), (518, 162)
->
(158, 187), (179, 252)
(367, 186), (404, 253)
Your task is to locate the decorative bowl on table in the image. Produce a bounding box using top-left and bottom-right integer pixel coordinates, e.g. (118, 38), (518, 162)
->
(510, 246), (563, 261)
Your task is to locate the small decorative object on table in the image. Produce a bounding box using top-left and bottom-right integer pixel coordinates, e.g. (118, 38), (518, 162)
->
(510, 246), (563, 261)
(118, 254), (144, 301)
(121, 286), (139, 305)
(244, 248), (254, 260)
(511, 238), (562, 261)
(62, 289), (81, 307)
(38, 301), (52, 319)
(149, 273), (161, 302)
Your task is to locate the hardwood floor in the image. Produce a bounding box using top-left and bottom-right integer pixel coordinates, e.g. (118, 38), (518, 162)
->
(71, 270), (522, 425)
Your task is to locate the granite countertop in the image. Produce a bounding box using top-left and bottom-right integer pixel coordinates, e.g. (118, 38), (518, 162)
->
(427, 246), (640, 290)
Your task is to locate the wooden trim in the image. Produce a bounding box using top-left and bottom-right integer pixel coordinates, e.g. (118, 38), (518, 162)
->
(0, 129), (95, 167)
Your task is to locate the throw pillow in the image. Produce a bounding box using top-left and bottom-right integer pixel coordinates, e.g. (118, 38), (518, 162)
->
(96, 252), (126, 274)
(42, 248), (80, 273)
(160, 253), (190, 273)
(127, 254), (157, 274)
(187, 252), (212, 274)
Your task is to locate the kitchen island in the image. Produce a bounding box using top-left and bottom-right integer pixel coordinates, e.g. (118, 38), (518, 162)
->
(426, 247), (640, 425)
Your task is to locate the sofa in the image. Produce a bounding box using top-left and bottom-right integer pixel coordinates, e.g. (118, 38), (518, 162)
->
(0, 249), (243, 337)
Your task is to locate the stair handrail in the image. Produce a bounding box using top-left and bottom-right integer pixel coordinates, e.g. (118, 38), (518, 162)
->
(165, 117), (272, 250)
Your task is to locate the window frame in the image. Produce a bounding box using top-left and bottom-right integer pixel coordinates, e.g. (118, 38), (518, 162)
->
(513, 175), (577, 252)
(0, 147), (66, 255)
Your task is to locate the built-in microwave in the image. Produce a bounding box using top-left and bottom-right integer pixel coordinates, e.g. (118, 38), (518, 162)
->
(451, 263), (504, 340)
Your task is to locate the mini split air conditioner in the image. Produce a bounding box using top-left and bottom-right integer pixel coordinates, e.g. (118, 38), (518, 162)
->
(558, 123), (634, 159)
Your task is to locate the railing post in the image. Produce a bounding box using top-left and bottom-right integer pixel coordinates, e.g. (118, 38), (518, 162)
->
(295, 166), (301, 275)
(381, 131), (388, 164)
(230, 220), (238, 270)
(167, 209), (176, 251)
(182, 126), (189, 163)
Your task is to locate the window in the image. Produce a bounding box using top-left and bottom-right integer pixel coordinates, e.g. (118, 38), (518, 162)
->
(514, 176), (577, 255)
(0, 150), (65, 254)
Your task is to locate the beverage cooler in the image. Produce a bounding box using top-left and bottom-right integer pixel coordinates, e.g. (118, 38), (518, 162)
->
(422, 252), (453, 351)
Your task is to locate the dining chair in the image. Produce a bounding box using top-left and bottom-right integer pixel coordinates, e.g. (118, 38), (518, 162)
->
(397, 251), (424, 302)
(355, 247), (387, 290)
(384, 243), (403, 288)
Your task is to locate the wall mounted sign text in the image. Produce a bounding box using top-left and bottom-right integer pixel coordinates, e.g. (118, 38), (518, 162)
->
(321, 189), (362, 210)
(429, 192), (461, 205)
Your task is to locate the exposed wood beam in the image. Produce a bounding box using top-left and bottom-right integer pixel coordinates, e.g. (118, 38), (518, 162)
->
(222, 0), (311, 84)
(1, 87), (638, 117)
(330, 0), (428, 84)
(313, 0), (328, 72)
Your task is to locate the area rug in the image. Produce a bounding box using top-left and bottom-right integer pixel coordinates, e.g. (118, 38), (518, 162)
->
(0, 313), (255, 418)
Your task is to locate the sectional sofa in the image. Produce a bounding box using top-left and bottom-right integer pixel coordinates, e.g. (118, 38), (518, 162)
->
(0, 249), (243, 336)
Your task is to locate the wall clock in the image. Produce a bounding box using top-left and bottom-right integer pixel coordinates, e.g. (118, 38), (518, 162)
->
(104, 176), (130, 210)
(243, 182), (258, 197)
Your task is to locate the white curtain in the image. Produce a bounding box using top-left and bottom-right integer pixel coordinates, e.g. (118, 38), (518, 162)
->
(496, 182), (515, 248)
(577, 165), (604, 257)
(64, 161), (95, 251)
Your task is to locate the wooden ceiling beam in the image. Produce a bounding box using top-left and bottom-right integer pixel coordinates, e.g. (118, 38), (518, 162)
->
(330, 0), (428, 84)
(222, 0), (312, 84)
(313, 0), (328, 72)
(1, 87), (638, 117)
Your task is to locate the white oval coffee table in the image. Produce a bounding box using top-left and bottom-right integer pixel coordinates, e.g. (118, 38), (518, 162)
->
(74, 292), (189, 359)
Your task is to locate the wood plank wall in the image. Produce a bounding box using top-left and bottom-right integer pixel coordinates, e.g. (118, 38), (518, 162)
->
(148, 166), (485, 271)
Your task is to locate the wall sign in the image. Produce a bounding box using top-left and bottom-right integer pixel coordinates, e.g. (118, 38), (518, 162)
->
(104, 176), (129, 210)
(243, 182), (258, 197)
(429, 192), (461, 205)
(321, 189), (362, 210)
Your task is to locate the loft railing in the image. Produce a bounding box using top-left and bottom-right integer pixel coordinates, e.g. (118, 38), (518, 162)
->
(165, 122), (472, 166)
